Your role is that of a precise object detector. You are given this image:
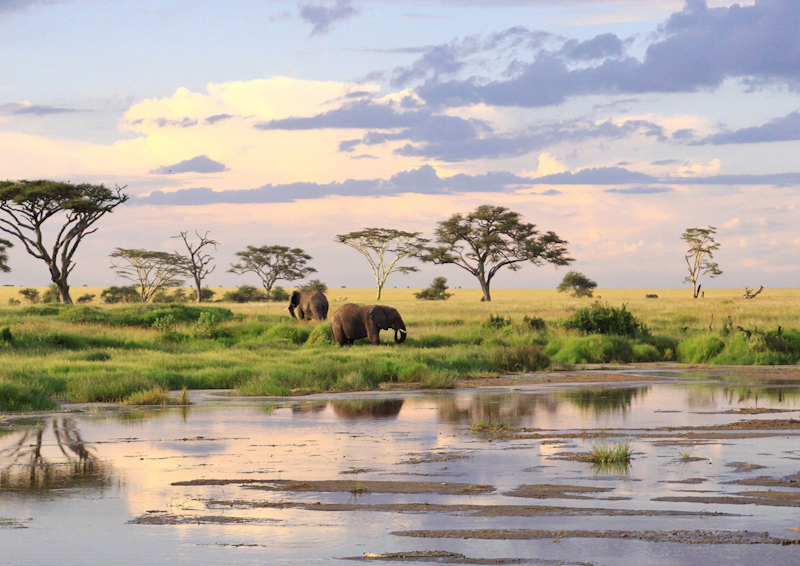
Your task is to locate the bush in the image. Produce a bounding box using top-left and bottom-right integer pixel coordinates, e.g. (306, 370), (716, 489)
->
(300, 279), (328, 293)
(198, 288), (216, 302)
(153, 288), (188, 303)
(101, 286), (141, 304)
(490, 344), (549, 372)
(270, 286), (290, 302)
(19, 288), (40, 304)
(414, 277), (452, 301)
(192, 311), (218, 339)
(557, 271), (597, 298)
(484, 314), (512, 329)
(76, 293), (95, 304)
(152, 314), (177, 334)
(42, 284), (61, 303)
(676, 334), (726, 363)
(633, 343), (661, 362)
(0, 327), (12, 343)
(222, 285), (266, 303)
(523, 315), (546, 331)
(563, 301), (648, 337)
(7, 298), (19, 306)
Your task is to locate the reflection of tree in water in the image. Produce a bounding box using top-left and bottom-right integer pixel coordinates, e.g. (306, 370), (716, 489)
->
(559, 387), (649, 416)
(291, 402), (327, 415)
(331, 399), (404, 420)
(687, 386), (800, 409)
(437, 393), (560, 428)
(0, 418), (112, 494)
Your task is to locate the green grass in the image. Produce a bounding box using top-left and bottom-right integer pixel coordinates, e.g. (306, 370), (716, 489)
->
(588, 441), (633, 464)
(2, 287), (800, 411)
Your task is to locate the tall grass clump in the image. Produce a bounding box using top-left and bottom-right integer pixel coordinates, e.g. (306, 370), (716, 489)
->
(0, 382), (59, 411)
(563, 301), (648, 337)
(676, 334), (726, 363)
(546, 335), (634, 364)
(589, 441), (632, 464)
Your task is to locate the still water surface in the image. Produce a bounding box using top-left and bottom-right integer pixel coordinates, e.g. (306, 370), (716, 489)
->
(2, 376), (800, 565)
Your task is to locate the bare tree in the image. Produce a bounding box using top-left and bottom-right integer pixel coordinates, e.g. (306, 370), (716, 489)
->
(172, 231), (218, 302)
(228, 245), (315, 300)
(0, 180), (128, 304)
(682, 226), (722, 298)
(418, 205), (572, 302)
(110, 248), (184, 302)
(336, 228), (426, 300)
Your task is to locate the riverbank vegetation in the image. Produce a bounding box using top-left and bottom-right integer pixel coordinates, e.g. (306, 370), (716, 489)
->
(0, 286), (799, 411)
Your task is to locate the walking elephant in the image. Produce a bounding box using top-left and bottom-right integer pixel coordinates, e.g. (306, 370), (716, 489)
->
(331, 304), (407, 346)
(288, 290), (329, 321)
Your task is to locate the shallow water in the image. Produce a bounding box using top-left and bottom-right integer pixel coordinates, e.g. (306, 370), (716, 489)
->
(2, 376), (800, 565)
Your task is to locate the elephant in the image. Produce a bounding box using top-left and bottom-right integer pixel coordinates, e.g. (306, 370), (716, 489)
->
(288, 290), (329, 321)
(331, 304), (407, 346)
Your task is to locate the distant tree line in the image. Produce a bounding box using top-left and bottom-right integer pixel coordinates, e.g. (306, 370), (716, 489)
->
(0, 179), (727, 302)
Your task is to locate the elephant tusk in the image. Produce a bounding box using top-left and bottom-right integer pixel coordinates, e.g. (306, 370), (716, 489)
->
(399, 329), (407, 334)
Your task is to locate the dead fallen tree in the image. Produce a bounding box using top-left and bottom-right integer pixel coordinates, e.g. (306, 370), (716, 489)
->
(743, 286), (764, 299)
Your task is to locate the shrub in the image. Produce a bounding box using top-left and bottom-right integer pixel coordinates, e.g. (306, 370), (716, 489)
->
(222, 285), (266, 303)
(484, 314), (512, 329)
(523, 315), (546, 331)
(300, 279), (328, 293)
(557, 271), (598, 298)
(414, 277), (453, 301)
(41, 284), (61, 303)
(563, 301), (648, 337)
(152, 288), (188, 303)
(198, 288), (216, 301)
(152, 314), (178, 334)
(633, 343), (661, 362)
(19, 288), (40, 304)
(7, 298), (19, 306)
(101, 286), (141, 304)
(192, 311), (218, 339)
(676, 334), (726, 363)
(76, 293), (95, 304)
(270, 286), (290, 302)
(0, 327), (12, 343)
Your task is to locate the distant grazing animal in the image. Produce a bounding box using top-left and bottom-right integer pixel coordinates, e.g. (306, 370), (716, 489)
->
(288, 290), (328, 321)
(645, 294), (659, 299)
(331, 304), (407, 346)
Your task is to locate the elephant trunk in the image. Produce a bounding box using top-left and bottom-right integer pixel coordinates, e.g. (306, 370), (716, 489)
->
(394, 327), (407, 344)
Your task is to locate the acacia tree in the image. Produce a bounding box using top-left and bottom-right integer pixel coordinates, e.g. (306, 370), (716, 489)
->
(0, 180), (127, 304)
(336, 228), (426, 300)
(228, 245), (315, 300)
(110, 248), (185, 302)
(418, 205), (572, 302)
(557, 271), (597, 298)
(172, 230), (218, 302)
(682, 226), (722, 298)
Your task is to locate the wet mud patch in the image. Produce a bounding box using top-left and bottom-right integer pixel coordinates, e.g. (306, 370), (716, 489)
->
(175, 478), (495, 495)
(393, 529), (800, 545)
(129, 513), (279, 525)
(504, 484), (615, 500)
(729, 473), (800, 487)
(205, 499), (729, 517)
(654, 490), (800, 507)
(344, 550), (591, 565)
(0, 517), (28, 529)
(726, 462), (767, 473)
(401, 453), (468, 465)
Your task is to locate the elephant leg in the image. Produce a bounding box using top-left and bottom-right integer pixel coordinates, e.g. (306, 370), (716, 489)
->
(332, 323), (345, 346)
(366, 326), (381, 345)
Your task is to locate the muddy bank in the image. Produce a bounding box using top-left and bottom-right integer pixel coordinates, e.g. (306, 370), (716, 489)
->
(392, 529), (800, 545)
(204, 499), (728, 517)
(129, 514), (277, 525)
(344, 550), (591, 565)
(503, 484), (614, 500)
(654, 489), (800, 507)
(174, 479), (495, 495)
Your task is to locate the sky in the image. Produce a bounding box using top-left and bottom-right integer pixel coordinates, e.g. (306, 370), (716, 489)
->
(1, 0), (798, 291)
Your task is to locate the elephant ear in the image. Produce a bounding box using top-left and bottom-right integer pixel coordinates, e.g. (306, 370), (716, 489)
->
(368, 306), (389, 330)
(290, 291), (301, 306)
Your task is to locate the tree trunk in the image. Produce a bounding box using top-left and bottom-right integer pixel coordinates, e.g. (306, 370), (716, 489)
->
(48, 263), (73, 304)
(479, 278), (492, 302)
(376, 284), (382, 300)
(194, 276), (203, 303)
(58, 280), (73, 305)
